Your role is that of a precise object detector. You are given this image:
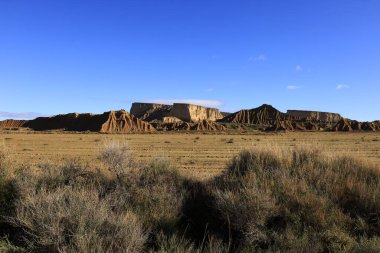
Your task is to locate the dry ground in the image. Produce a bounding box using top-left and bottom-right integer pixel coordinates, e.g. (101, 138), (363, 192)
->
(1, 131), (380, 179)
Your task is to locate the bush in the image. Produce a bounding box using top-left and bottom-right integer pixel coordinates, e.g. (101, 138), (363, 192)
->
(352, 237), (380, 253)
(2, 145), (380, 253)
(98, 141), (133, 180)
(10, 186), (147, 252)
(0, 239), (25, 253)
(185, 147), (380, 252)
(110, 157), (189, 231)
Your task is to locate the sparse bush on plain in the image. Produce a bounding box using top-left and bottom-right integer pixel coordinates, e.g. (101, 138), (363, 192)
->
(98, 141), (133, 180)
(0, 143), (379, 252)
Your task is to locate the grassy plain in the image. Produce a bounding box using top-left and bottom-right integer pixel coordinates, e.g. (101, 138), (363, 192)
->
(1, 130), (379, 179)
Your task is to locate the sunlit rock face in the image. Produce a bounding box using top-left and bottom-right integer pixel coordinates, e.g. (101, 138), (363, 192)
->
(286, 110), (342, 123)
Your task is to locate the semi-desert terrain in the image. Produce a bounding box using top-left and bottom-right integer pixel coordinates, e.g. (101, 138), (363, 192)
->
(1, 130), (379, 179)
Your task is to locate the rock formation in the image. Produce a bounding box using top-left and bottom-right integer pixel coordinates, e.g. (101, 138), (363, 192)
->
(191, 120), (227, 131)
(130, 103), (172, 122)
(331, 118), (379, 132)
(24, 110), (155, 133)
(0, 120), (28, 128)
(130, 102), (224, 122)
(220, 104), (294, 125)
(168, 103), (224, 122)
(287, 110), (342, 123)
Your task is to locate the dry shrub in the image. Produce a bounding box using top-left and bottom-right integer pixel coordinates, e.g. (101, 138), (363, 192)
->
(352, 237), (380, 253)
(186, 146), (380, 252)
(98, 141), (133, 180)
(110, 157), (189, 230)
(11, 186), (147, 252)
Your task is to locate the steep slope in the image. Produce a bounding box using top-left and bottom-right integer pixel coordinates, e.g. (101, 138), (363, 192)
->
(220, 104), (293, 125)
(0, 120), (28, 128)
(330, 118), (379, 132)
(25, 110), (155, 133)
(191, 120), (227, 131)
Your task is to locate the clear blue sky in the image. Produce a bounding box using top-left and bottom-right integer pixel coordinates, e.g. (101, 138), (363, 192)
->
(0, 0), (379, 121)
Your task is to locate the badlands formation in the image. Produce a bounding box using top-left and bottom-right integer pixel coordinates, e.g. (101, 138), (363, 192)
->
(0, 102), (379, 133)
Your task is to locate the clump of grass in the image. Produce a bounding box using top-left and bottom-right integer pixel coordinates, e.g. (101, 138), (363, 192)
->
(226, 138), (234, 144)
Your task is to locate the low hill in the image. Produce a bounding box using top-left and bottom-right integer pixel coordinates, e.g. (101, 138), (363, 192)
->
(23, 110), (155, 133)
(219, 104), (294, 125)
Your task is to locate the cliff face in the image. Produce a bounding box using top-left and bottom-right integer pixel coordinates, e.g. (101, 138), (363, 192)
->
(24, 110), (155, 133)
(168, 103), (223, 122)
(287, 110), (342, 123)
(130, 103), (172, 121)
(130, 102), (223, 122)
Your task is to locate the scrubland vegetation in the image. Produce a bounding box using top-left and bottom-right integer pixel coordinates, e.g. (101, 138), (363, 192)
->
(1, 142), (380, 252)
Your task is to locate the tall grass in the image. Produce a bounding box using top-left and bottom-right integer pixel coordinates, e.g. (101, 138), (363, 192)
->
(0, 143), (379, 252)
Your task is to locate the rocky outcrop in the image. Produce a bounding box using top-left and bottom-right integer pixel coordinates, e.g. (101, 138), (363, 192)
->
(25, 110), (155, 133)
(130, 103), (172, 122)
(168, 103), (224, 122)
(287, 110), (342, 123)
(220, 104), (294, 125)
(0, 120), (28, 128)
(331, 118), (380, 132)
(130, 102), (224, 122)
(191, 120), (227, 131)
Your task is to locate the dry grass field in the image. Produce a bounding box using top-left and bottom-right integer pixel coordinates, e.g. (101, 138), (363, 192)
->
(1, 131), (379, 179)
(2, 131), (380, 252)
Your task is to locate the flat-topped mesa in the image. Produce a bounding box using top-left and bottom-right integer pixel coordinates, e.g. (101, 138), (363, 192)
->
(130, 102), (172, 121)
(130, 102), (224, 122)
(168, 103), (224, 122)
(287, 110), (342, 123)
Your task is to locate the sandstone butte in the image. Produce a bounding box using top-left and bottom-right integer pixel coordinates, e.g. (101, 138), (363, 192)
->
(130, 102), (224, 122)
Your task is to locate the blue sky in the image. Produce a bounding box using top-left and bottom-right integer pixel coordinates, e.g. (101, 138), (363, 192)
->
(0, 0), (379, 121)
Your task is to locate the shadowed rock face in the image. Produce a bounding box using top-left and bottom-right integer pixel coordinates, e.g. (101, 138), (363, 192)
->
(130, 103), (172, 122)
(130, 102), (223, 122)
(23, 110), (155, 133)
(219, 104), (294, 125)
(287, 110), (342, 123)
